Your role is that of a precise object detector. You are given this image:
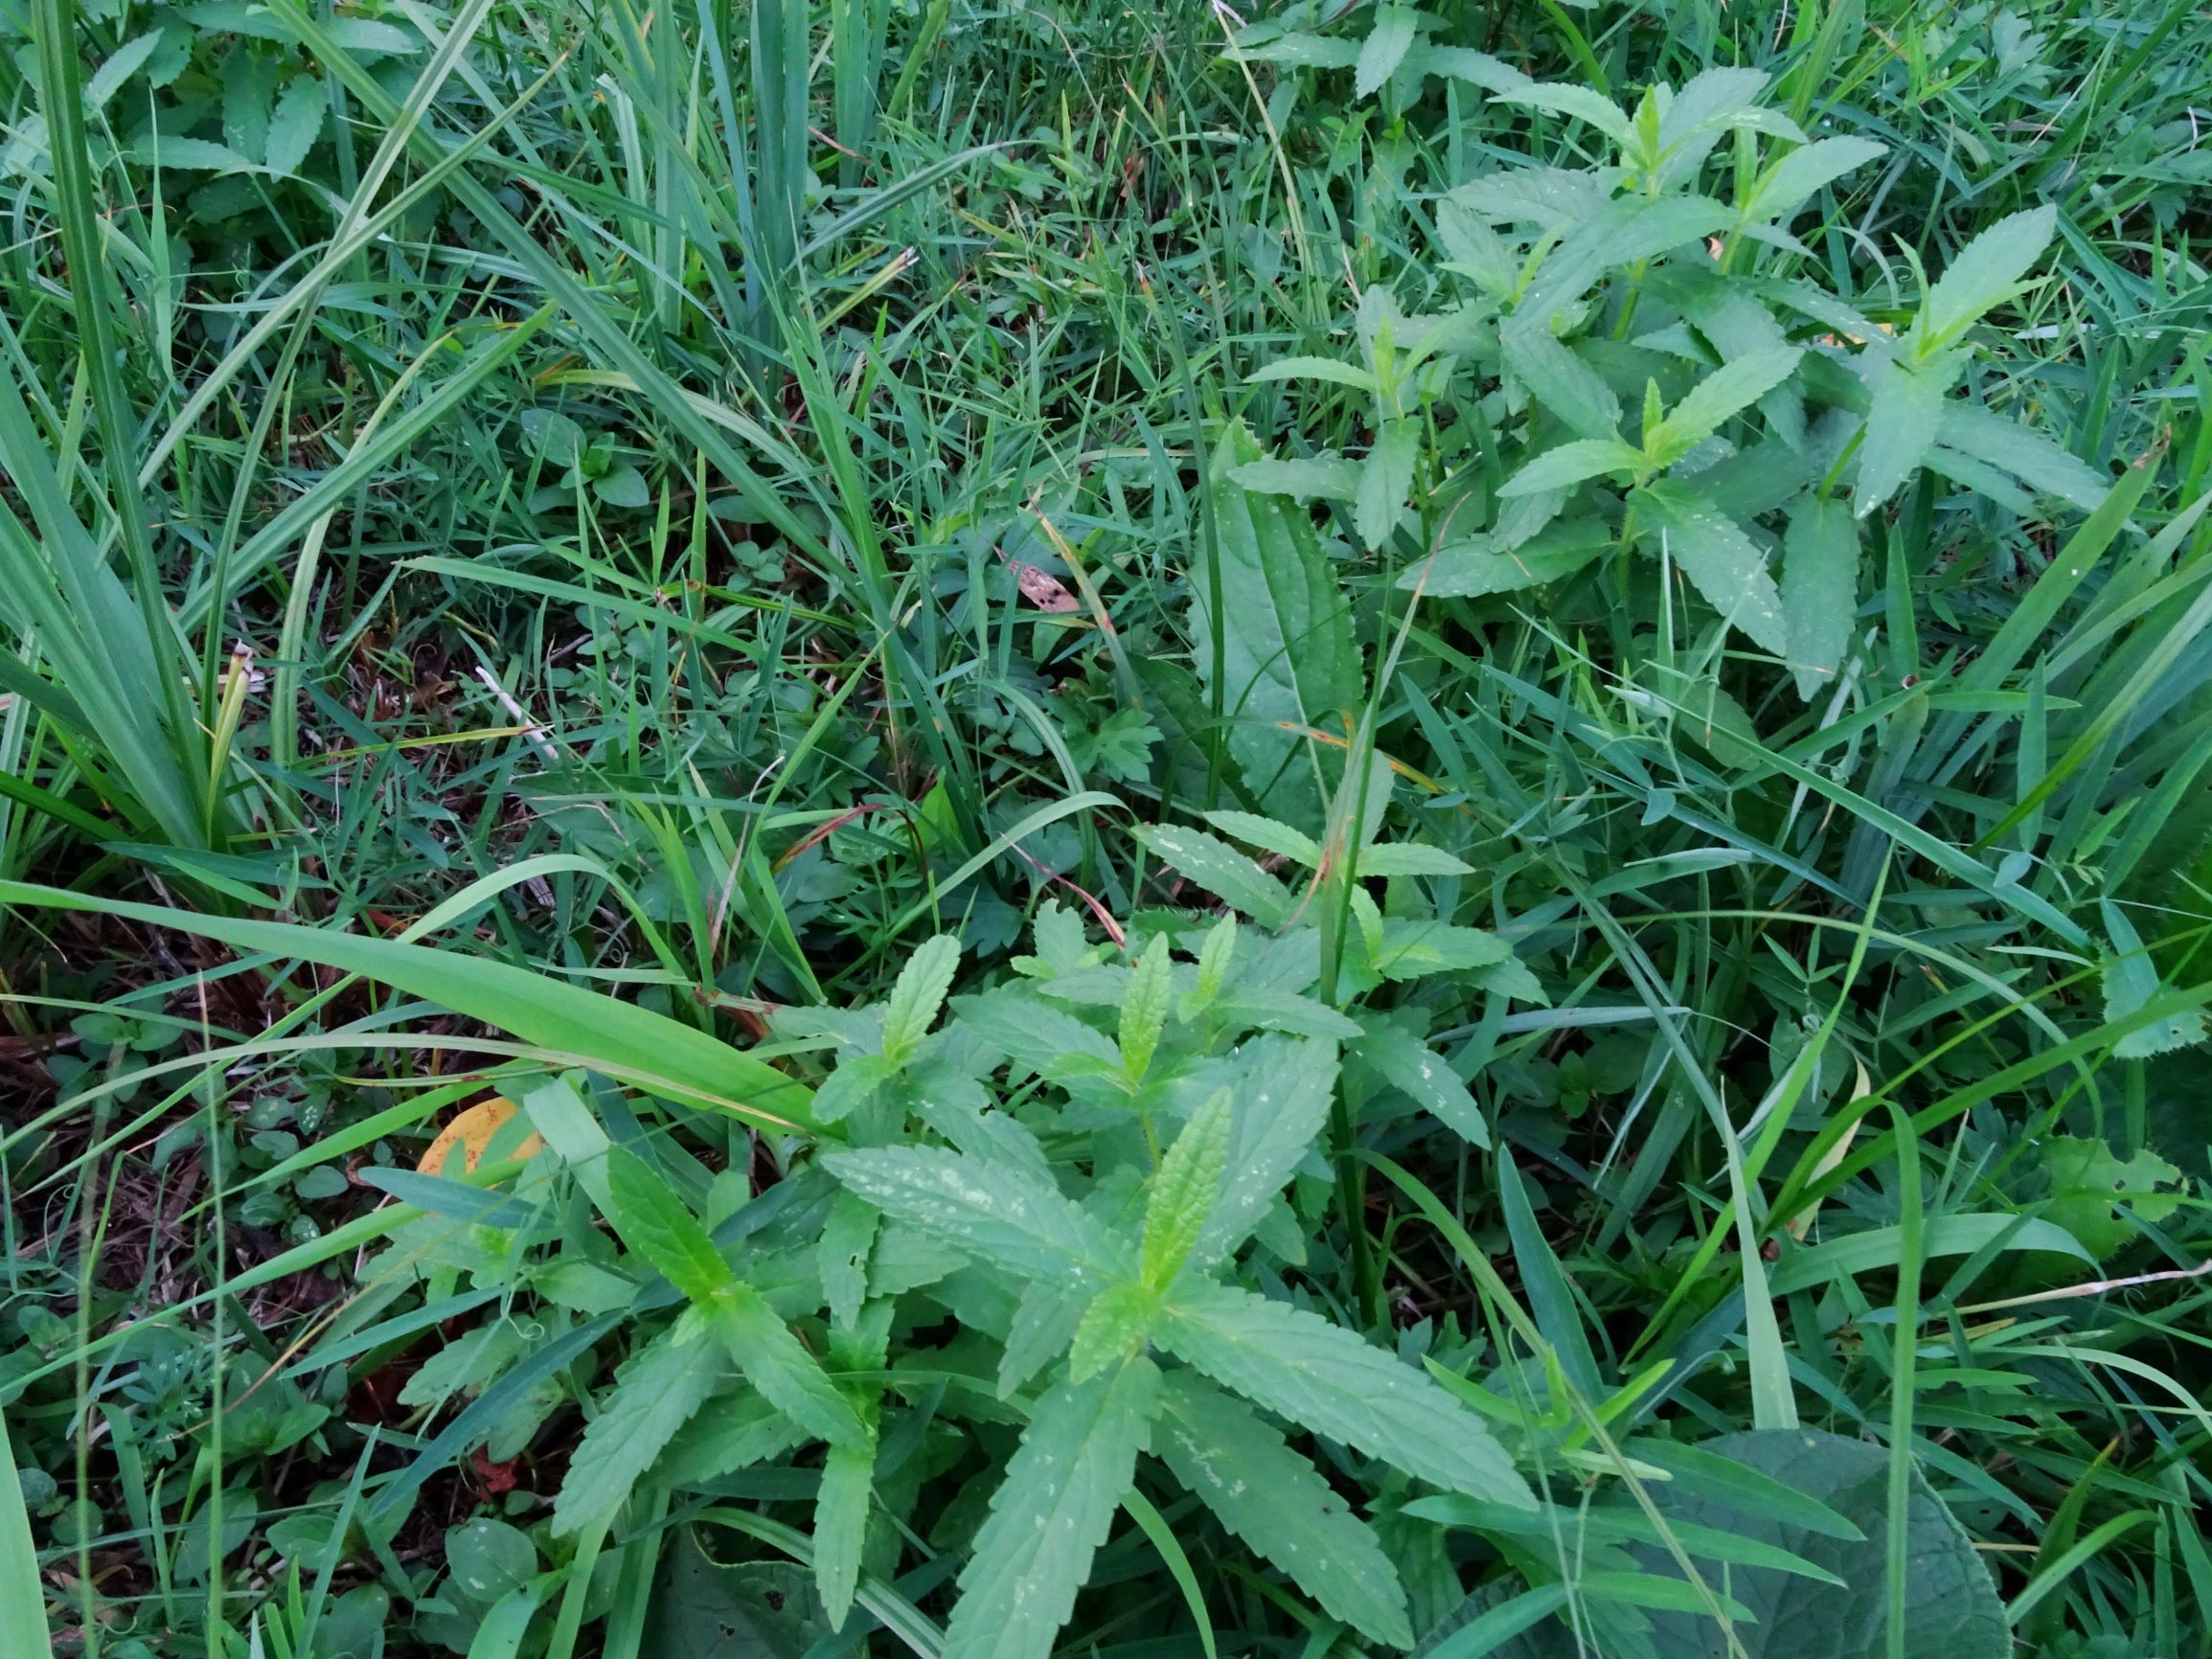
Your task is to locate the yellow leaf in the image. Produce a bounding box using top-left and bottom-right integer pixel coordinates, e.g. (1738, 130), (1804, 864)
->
(418, 1095), (544, 1175)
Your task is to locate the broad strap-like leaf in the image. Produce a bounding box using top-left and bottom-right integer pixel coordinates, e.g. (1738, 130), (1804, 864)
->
(1633, 479), (1790, 657)
(824, 1146), (1129, 1286)
(1133, 824), (1297, 927)
(943, 1359), (1164, 1659)
(552, 1323), (719, 1535)
(1190, 1036), (1337, 1271)
(1158, 1283), (1533, 1506)
(1781, 496), (1860, 701)
(1499, 438), (1646, 497)
(1154, 1371), (1413, 1648)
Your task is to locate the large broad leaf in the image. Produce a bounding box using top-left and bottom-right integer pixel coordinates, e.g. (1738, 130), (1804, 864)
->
(1630, 1429), (2010, 1659)
(1193, 422), (1363, 825)
(0, 880), (813, 1133)
(1155, 1371), (1412, 1648)
(943, 1359), (1163, 1659)
(1158, 1283), (1532, 1506)
(1780, 496), (1861, 701)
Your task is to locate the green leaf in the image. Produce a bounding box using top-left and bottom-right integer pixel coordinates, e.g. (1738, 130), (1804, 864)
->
(1355, 3), (1419, 98)
(1231, 455), (1364, 500)
(1159, 1283), (1533, 1505)
(1230, 33), (1360, 70)
(1155, 1371), (1412, 1648)
(1856, 356), (1947, 515)
(1494, 82), (1635, 147)
(951, 987), (1123, 1074)
(814, 1435), (876, 1631)
(1119, 932), (1174, 1083)
(883, 933), (961, 1061)
(1744, 136), (1885, 222)
(943, 1360), (1163, 1659)
(1193, 913), (1238, 1002)
(1246, 356), (1380, 393)
(1633, 480), (1790, 657)
(1648, 347), (1802, 463)
(813, 1052), (898, 1125)
(1356, 418), (1421, 550)
(1498, 438), (1646, 497)
(1629, 1428), (2009, 1659)
(553, 1325), (719, 1535)
(824, 1146), (1128, 1285)
(818, 1190), (879, 1331)
(593, 463), (651, 509)
(1132, 825), (1297, 927)
(604, 1148), (733, 1303)
(1402, 519), (1612, 597)
(1192, 1036), (1338, 1270)
(1203, 809), (1323, 866)
(1354, 1015), (1488, 1148)
(2042, 1133), (2185, 1261)
(0, 883), (814, 1134)
(702, 1284), (864, 1449)
(1068, 1283), (1162, 1380)
(1374, 919), (1516, 981)
(129, 134), (265, 171)
(1781, 495), (1861, 701)
(1143, 1089), (1232, 1285)
(1357, 843), (1474, 877)
(1503, 327), (1623, 442)
(222, 51), (275, 159)
(264, 75), (328, 176)
(1934, 405), (2109, 511)
(2101, 901), (2207, 1059)
(85, 31), (164, 107)
(0, 1406), (44, 1652)
(1909, 204), (2058, 358)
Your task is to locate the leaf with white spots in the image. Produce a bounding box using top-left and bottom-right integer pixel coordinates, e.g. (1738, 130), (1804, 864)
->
(823, 1146), (1129, 1287)
(1154, 1370), (1412, 1648)
(1189, 1035), (1337, 1272)
(942, 1359), (1163, 1659)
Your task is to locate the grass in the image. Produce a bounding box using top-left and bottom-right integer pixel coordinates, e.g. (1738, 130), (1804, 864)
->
(2, 0), (2211, 1655)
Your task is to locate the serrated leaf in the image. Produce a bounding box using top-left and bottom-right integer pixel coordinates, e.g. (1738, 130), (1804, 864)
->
(881, 933), (961, 1060)
(818, 1191), (879, 1331)
(1856, 356), (1946, 515)
(553, 1328), (718, 1535)
(1143, 1089), (1232, 1286)
(2100, 901), (2205, 1060)
(824, 1146), (1127, 1285)
(1649, 347), (1802, 463)
(1910, 204), (2057, 358)
(1373, 919), (1515, 981)
(1634, 480), (1790, 657)
(814, 1435), (876, 1631)
(943, 1361), (1163, 1659)
(263, 76), (329, 176)
(1160, 1283), (1532, 1505)
(1745, 136), (1885, 222)
(1355, 843), (1475, 877)
(1356, 4), (1419, 97)
(702, 1282), (865, 1448)
(87, 32), (164, 107)
(1494, 82), (1635, 147)
(1503, 325), (1623, 442)
(1401, 518), (1612, 597)
(951, 987), (1123, 1075)
(1246, 355), (1380, 392)
(604, 1148), (733, 1303)
(1133, 825), (1297, 927)
(1781, 495), (1859, 701)
(1155, 1371), (1412, 1648)
(1354, 1015), (1488, 1148)
(1191, 1037), (1338, 1271)
(1499, 438), (1646, 497)
(2043, 1131), (2186, 1260)
(1229, 33), (1360, 70)
(1409, 44), (1529, 95)
(130, 134), (264, 172)
(1203, 809), (1323, 867)
(1193, 913), (1238, 1002)
(1935, 404), (2109, 510)
(222, 51), (275, 161)
(657, 1391), (806, 1484)
(1356, 419), (1421, 550)
(1068, 1283), (1162, 1380)
(1119, 932), (1174, 1083)
(813, 1052), (898, 1125)
(1230, 455), (1364, 500)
